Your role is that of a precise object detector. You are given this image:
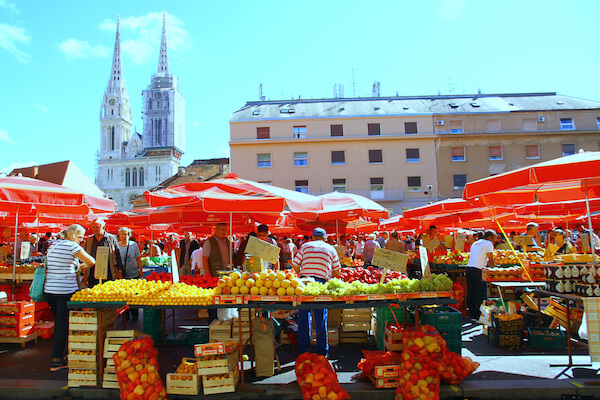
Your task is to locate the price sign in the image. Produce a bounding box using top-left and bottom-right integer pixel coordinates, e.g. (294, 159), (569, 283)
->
(455, 233), (466, 252)
(20, 241), (31, 260)
(171, 249), (179, 284)
(547, 243), (559, 256)
(419, 246), (431, 279)
(581, 233), (591, 253)
(372, 248), (408, 273)
(426, 237), (440, 253)
(94, 247), (109, 280)
(245, 236), (280, 265)
(335, 245), (345, 259)
(514, 235), (533, 247)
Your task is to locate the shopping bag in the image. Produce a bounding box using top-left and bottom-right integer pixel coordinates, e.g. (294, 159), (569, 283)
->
(29, 264), (46, 302)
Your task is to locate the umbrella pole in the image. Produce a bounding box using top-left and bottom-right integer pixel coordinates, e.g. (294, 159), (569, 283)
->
(12, 204), (19, 301)
(229, 212), (233, 268)
(584, 181), (596, 263)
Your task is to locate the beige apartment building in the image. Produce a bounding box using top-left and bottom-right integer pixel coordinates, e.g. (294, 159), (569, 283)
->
(229, 93), (600, 216)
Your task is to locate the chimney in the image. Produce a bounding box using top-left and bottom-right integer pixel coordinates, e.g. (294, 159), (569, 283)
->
(219, 163), (224, 174)
(178, 166), (186, 175)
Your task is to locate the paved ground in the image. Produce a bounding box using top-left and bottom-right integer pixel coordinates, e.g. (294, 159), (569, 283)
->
(0, 308), (598, 400)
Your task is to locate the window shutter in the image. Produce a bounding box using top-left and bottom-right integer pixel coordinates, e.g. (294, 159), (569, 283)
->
(257, 127), (270, 139)
(525, 145), (539, 158)
(488, 146), (502, 158)
(404, 122), (418, 134)
(330, 125), (344, 136)
(369, 150), (383, 163)
(368, 123), (381, 135)
(451, 147), (465, 157)
(331, 151), (345, 163)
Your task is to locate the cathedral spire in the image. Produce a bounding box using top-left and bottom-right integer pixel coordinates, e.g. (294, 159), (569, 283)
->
(157, 11), (170, 74)
(106, 16), (128, 97)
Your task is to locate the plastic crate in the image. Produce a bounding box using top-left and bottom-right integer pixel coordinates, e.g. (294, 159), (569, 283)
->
(441, 333), (462, 355)
(419, 306), (462, 333)
(491, 313), (524, 335)
(187, 328), (209, 345)
(142, 309), (163, 342)
(488, 326), (523, 349)
(528, 327), (566, 349)
(165, 332), (188, 345)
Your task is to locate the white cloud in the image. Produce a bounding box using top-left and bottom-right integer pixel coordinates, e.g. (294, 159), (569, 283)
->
(35, 103), (49, 112)
(58, 38), (110, 61)
(1, 161), (36, 175)
(0, 129), (16, 144)
(0, 22), (30, 63)
(99, 11), (191, 65)
(0, 0), (18, 15)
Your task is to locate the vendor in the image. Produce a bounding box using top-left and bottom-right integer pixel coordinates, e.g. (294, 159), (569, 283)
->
(465, 230), (495, 322)
(292, 227), (340, 357)
(553, 229), (576, 254)
(519, 222), (543, 252)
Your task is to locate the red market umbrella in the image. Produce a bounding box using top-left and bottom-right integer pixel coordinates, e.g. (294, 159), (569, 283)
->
(312, 192), (388, 221)
(402, 198), (484, 219)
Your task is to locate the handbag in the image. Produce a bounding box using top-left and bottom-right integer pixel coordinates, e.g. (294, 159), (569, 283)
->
(29, 258), (47, 302)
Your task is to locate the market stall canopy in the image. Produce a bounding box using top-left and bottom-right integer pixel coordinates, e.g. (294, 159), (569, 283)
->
(310, 192), (389, 221)
(402, 198), (484, 219)
(144, 173), (322, 215)
(462, 151), (600, 204)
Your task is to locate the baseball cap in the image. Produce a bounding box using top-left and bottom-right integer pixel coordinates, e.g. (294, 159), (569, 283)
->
(313, 228), (326, 237)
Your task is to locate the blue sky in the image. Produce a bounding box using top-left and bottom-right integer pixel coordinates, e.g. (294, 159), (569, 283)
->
(1, 0), (599, 181)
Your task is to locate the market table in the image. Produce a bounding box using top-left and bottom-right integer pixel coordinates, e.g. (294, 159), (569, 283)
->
(533, 289), (592, 378)
(490, 281), (545, 308)
(67, 295), (457, 391)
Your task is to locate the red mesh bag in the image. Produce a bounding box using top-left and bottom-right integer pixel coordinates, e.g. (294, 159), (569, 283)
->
(440, 348), (480, 385)
(112, 336), (167, 400)
(357, 350), (403, 377)
(295, 352), (350, 400)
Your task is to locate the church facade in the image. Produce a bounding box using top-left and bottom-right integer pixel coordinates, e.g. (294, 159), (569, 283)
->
(96, 14), (185, 210)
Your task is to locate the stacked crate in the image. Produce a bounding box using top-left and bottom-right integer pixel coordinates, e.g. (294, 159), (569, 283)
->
(419, 306), (462, 354)
(194, 342), (240, 395)
(68, 309), (116, 387)
(488, 313), (524, 350)
(0, 300), (35, 339)
(102, 330), (145, 389)
(209, 320), (232, 342)
(368, 365), (401, 389)
(166, 357), (201, 395)
(340, 308), (372, 344)
(232, 309), (253, 344)
(375, 307), (412, 351)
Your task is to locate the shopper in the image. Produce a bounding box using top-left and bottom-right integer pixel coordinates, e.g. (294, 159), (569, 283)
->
(363, 233), (381, 266)
(83, 218), (123, 287)
(179, 231), (199, 276)
(293, 227), (341, 357)
(164, 234), (179, 256)
(354, 235), (365, 260)
(190, 245), (204, 275)
(117, 227), (142, 321)
(519, 222), (543, 252)
(376, 231), (388, 248)
(385, 232), (406, 253)
(553, 229), (576, 254)
(256, 224), (279, 270)
(202, 223), (231, 321)
(465, 229), (496, 321)
(44, 224), (95, 371)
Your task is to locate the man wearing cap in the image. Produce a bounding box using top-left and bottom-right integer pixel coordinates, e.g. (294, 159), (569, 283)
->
(293, 228), (341, 357)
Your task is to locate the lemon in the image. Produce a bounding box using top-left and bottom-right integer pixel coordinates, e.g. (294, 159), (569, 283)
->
(236, 278), (245, 287)
(259, 286), (269, 296)
(272, 280), (281, 288)
(230, 286), (240, 295)
(264, 280), (273, 288)
(255, 279), (264, 287)
(286, 286), (295, 296)
(239, 286), (250, 295)
(250, 286), (260, 295)
(277, 287), (286, 296)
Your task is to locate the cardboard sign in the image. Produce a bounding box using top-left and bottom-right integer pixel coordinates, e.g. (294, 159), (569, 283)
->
(581, 233), (591, 253)
(422, 234), (431, 248)
(419, 246), (431, 279)
(171, 249), (179, 284)
(245, 236), (280, 265)
(372, 248), (408, 273)
(455, 233), (466, 252)
(426, 237), (440, 253)
(514, 235), (533, 247)
(335, 245), (346, 259)
(20, 241), (31, 260)
(94, 246), (109, 280)
(547, 243), (559, 256)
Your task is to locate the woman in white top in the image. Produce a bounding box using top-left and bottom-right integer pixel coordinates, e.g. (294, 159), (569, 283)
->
(354, 235), (365, 260)
(117, 227), (142, 321)
(44, 224), (95, 372)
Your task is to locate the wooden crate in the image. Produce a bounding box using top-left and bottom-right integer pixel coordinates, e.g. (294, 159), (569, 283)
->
(341, 322), (371, 332)
(197, 350), (239, 375)
(68, 333), (98, 351)
(68, 369), (98, 387)
(340, 330), (369, 344)
(383, 326), (404, 351)
(103, 330), (145, 358)
(106, 329), (144, 338)
(209, 320), (232, 342)
(272, 310), (291, 319)
(166, 373), (201, 395)
(69, 310), (116, 331)
(195, 341), (237, 356)
(311, 327), (339, 346)
(202, 369), (239, 395)
(197, 309), (209, 319)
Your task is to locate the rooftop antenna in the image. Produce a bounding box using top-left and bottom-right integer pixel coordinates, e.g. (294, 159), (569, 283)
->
(346, 67), (358, 97)
(259, 83), (265, 101)
(372, 81), (381, 97)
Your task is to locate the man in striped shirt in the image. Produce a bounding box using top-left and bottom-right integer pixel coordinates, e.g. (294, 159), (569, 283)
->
(293, 227), (340, 357)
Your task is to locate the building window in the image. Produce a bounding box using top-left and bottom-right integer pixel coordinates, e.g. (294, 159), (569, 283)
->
(110, 126), (115, 150)
(257, 153), (271, 168)
(139, 168), (144, 186)
(331, 151), (345, 165)
(562, 143), (576, 156)
(370, 178), (384, 199)
(332, 179), (347, 193)
(125, 168), (130, 187)
(295, 180), (309, 194)
(486, 120), (501, 132)
(367, 123), (381, 136)
(488, 146), (503, 161)
(155, 165), (161, 181)
(404, 122), (418, 134)
(369, 149), (383, 163)
(407, 176), (421, 191)
(294, 152), (308, 166)
(405, 148), (420, 163)
(597, 117), (600, 129)
(330, 124), (344, 137)
(451, 146), (466, 162)
(523, 118), (537, 131)
(107, 170), (110, 180)
(453, 174), (467, 190)
(449, 121), (463, 133)
(293, 126), (307, 139)
(110, 169), (113, 181)
(257, 127), (270, 139)
(525, 144), (540, 159)
(132, 168), (137, 187)
(560, 118), (575, 130)
(258, 181), (272, 185)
